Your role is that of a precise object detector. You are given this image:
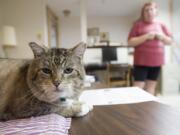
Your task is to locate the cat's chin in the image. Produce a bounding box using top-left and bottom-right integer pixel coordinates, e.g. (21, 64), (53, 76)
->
(55, 88), (64, 92)
(30, 86), (73, 103)
(31, 90), (61, 103)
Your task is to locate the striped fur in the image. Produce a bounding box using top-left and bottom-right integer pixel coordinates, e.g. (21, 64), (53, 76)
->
(0, 42), (86, 121)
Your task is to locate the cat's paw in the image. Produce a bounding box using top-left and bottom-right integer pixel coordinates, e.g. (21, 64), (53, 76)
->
(76, 103), (93, 117)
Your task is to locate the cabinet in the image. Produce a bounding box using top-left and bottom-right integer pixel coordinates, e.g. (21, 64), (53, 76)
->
(85, 63), (132, 88)
(107, 63), (131, 87)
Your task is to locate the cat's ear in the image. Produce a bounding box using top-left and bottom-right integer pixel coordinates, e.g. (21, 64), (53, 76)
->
(29, 42), (47, 58)
(71, 42), (86, 58)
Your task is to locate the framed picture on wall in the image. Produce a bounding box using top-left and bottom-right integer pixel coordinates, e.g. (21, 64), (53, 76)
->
(99, 32), (110, 45)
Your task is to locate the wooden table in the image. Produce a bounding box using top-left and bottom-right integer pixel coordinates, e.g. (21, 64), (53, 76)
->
(70, 101), (180, 135)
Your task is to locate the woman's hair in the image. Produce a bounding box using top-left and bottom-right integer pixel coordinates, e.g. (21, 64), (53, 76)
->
(135, 1), (157, 23)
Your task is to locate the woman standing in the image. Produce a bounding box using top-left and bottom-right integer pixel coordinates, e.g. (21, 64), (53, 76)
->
(128, 2), (172, 95)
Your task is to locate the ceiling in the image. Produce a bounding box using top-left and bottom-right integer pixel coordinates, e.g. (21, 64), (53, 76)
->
(46, 0), (145, 17)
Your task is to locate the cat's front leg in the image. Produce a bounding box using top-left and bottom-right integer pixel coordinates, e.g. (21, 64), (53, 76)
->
(75, 101), (93, 117)
(57, 100), (93, 117)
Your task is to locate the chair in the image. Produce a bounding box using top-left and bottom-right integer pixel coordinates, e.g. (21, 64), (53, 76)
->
(107, 63), (131, 87)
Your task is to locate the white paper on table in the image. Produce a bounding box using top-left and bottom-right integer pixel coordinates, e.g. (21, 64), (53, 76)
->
(79, 87), (157, 106)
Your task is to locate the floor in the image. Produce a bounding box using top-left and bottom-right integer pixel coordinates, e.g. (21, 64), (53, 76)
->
(157, 94), (180, 109)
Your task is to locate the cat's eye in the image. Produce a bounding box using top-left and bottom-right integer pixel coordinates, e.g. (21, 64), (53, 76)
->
(64, 68), (74, 74)
(41, 68), (52, 74)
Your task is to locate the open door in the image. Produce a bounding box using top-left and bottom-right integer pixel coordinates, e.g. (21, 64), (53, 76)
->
(47, 7), (59, 47)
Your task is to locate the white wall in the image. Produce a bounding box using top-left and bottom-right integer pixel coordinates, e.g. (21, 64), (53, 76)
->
(60, 17), (81, 48)
(60, 16), (134, 65)
(0, 0), (47, 58)
(87, 16), (134, 45)
(0, 5), (2, 46)
(156, 0), (171, 28)
(156, 0), (180, 95)
(162, 63), (180, 95)
(0, 3), (5, 57)
(172, 0), (180, 65)
(173, 0), (180, 41)
(59, 16), (135, 48)
(161, 0), (180, 95)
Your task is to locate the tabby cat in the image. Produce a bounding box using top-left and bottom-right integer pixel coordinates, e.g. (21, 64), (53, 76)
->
(0, 42), (92, 121)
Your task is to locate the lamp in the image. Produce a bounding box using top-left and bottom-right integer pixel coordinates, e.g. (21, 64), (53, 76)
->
(2, 26), (17, 47)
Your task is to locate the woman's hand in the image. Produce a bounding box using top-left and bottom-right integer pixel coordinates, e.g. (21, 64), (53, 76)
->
(128, 32), (156, 47)
(155, 33), (172, 44)
(155, 33), (164, 41)
(145, 32), (156, 40)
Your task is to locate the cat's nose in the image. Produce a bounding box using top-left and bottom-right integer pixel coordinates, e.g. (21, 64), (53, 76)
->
(53, 81), (61, 87)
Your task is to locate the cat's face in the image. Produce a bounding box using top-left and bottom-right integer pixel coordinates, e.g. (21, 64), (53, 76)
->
(27, 42), (86, 103)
